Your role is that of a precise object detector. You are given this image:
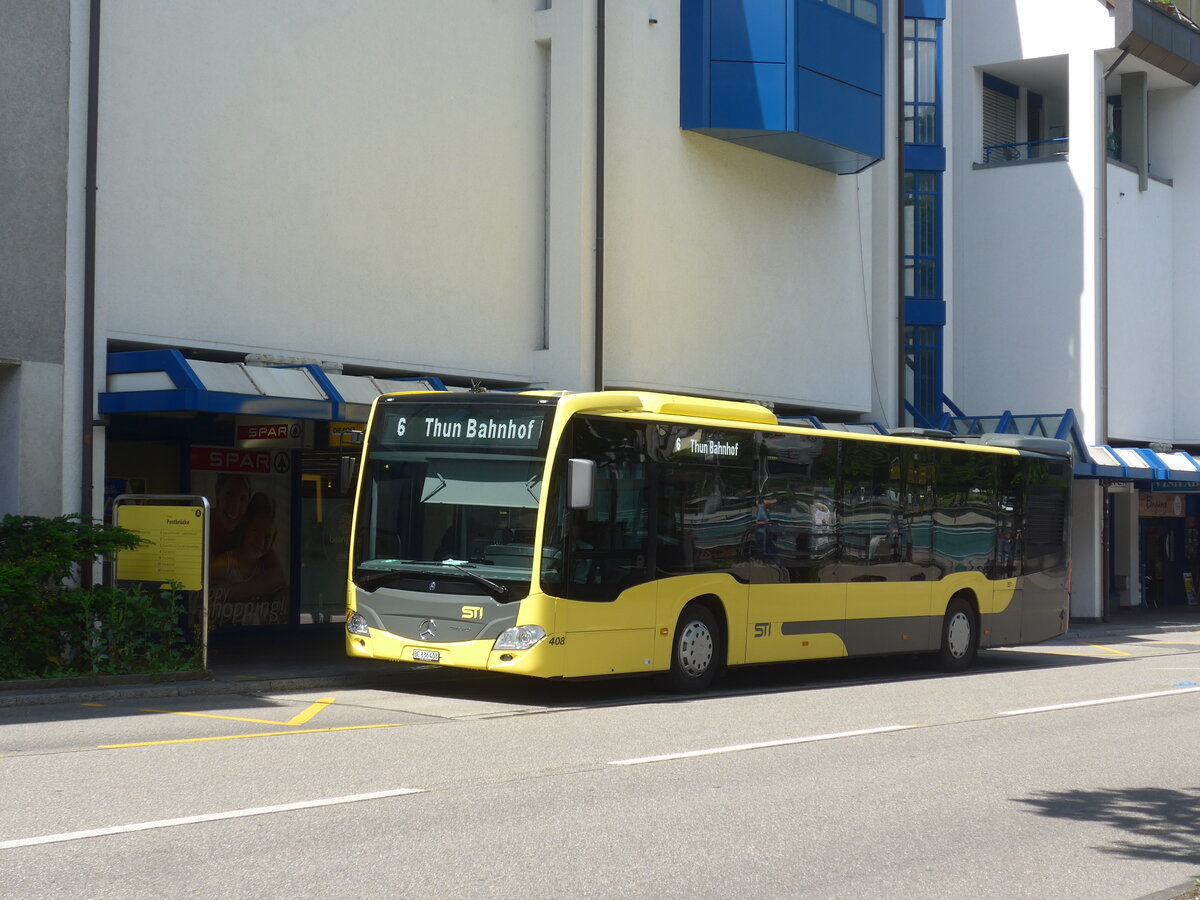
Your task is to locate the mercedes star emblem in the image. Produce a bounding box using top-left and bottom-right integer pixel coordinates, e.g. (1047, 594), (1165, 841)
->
(419, 620), (436, 640)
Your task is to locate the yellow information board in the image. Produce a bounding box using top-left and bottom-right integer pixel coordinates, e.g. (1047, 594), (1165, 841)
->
(115, 505), (206, 591)
(329, 422), (364, 447)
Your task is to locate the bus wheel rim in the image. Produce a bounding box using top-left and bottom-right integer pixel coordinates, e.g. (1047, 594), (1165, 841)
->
(947, 611), (971, 658)
(678, 620), (714, 677)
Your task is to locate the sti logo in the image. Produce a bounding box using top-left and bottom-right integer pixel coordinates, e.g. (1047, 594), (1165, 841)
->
(461, 606), (484, 620)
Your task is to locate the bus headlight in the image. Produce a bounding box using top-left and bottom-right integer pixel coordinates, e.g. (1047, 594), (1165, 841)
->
(346, 611), (370, 637)
(493, 625), (546, 651)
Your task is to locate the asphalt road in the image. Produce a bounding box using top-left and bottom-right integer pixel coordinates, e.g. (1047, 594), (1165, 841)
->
(1, 632), (1198, 899)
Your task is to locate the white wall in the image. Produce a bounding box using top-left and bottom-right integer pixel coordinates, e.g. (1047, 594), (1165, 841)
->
(615, 0), (896, 413)
(950, 0), (1117, 430)
(601, 3), (890, 413)
(953, 160), (1084, 415)
(1153, 85), (1200, 443)
(955, 0), (1113, 71)
(1106, 163), (1174, 443)
(98, 0), (548, 384)
(97, 0), (894, 413)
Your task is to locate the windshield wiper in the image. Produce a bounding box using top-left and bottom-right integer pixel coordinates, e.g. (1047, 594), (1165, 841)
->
(355, 567), (408, 589)
(447, 564), (512, 603)
(354, 562), (512, 603)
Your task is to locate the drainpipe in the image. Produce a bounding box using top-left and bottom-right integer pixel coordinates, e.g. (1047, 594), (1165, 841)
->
(1097, 53), (1126, 446)
(896, 1), (907, 425)
(82, 0), (101, 531)
(593, 0), (605, 391)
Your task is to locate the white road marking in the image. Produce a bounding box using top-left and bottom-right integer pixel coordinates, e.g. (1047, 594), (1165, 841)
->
(0, 789), (424, 850)
(998, 686), (1200, 717)
(609, 724), (917, 766)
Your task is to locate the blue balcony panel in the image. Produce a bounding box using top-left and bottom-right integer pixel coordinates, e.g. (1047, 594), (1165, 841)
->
(710, 61), (788, 131)
(797, 0), (884, 95)
(711, 0), (788, 62)
(681, 0), (884, 175)
(796, 68), (883, 161)
(691, 128), (880, 174)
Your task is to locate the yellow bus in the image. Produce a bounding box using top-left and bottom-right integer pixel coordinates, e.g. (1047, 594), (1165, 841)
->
(346, 390), (1071, 691)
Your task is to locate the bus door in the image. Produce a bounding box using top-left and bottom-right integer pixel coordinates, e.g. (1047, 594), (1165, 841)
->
(843, 445), (939, 655)
(652, 461), (752, 664)
(745, 434), (845, 664)
(551, 417), (656, 678)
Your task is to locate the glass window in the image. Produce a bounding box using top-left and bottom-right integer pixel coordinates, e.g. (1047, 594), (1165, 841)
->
(656, 464), (755, 576)
(904, 448), (937, 576)
(903, 18), (940, 146)
(932, 448), (998, 575)
(904, 326), (941, 423)
(1018, 460), (1070, 573)
(841, 442), (904, 575)
(902, 172), (941, 301)
(758, 434), (840, 583)
(649, 424), (755, 577)
(854, 0), (878, 24)
(542, 417), (651, 601)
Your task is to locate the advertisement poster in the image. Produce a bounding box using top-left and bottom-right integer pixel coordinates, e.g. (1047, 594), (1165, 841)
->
(191, 446), (292, 628)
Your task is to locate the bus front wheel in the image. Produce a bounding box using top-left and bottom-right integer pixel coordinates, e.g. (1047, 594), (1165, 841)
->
(936, 597), (977, 672)
(666, 603), (722, 693)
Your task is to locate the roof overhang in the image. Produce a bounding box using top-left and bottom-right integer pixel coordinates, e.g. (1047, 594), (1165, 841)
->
(99, 350), (445, 423)
(1086, 444), (1200, 484)
(1113, 0), (1200, 86)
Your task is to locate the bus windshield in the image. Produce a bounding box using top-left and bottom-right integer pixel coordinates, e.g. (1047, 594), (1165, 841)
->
(352, 401), (551, 594)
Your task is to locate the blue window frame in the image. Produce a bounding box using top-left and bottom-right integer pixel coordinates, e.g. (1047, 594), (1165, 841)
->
(903, 18), (939, 145)
(905, 326), (942, 423)
(901, 14), (944, 425)
(815, 0), (880, 24)
(902, 171), (941, 301)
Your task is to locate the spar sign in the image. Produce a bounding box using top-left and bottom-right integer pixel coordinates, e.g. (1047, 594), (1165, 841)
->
(190, 446), (292, 476)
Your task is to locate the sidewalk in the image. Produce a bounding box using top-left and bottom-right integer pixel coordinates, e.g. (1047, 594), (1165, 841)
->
(2, 607), (1199, 709)
(0, 625), (421, 709)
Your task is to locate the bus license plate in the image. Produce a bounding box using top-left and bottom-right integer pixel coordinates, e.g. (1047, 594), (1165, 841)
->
(412, 649), (440, 662)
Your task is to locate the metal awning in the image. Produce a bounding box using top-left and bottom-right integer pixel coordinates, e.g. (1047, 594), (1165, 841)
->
(99, 350), (446, 423)
(1087, 444), (1200, 485)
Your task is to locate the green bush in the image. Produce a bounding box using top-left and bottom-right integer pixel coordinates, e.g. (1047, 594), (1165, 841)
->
(0, 514), (200, 680)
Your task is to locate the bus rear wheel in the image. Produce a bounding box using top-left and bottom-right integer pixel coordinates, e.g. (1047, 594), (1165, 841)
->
(666, 603), (722, 693)
(936, 597), (977, 672)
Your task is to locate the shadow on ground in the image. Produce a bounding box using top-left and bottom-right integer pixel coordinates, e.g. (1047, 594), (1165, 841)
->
(1015, 786), (1200, 865)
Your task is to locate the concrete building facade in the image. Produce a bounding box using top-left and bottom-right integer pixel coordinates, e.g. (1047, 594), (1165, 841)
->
(4, 0), (1200, 626)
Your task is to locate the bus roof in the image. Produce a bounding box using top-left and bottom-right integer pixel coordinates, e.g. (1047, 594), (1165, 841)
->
(373, 389), (1072, 459)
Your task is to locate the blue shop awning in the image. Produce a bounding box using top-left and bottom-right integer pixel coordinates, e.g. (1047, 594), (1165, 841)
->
(1088, 445), (1200, 485)
(99, 350), (446, 423)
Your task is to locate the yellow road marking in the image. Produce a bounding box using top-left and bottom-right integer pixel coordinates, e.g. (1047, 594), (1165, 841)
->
(286, 697), (335, 726)
(139, 697), (337, 727)
(1087, 644), (1132, 656)
(998, 647), (1110, 658)
(100, 723), (406, 749)
(82, 703), (104, 708)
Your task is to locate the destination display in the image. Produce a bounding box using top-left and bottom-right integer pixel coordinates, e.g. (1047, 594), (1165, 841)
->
(378, 406), (548, 451)
(662, 425), (753, 464)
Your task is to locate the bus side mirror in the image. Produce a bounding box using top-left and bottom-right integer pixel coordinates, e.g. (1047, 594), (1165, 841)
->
(568, 459), (594, 509)
(338, 455), (359, 494)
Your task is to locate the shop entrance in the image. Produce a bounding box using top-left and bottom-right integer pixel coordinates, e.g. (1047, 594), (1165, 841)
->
(298, 453), (356, 624)
(1137, 490), (1200, 608)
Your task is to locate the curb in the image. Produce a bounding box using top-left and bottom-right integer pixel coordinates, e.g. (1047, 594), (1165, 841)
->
(0, 670), (414, 709)
(1133, 882), (1200, 900)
